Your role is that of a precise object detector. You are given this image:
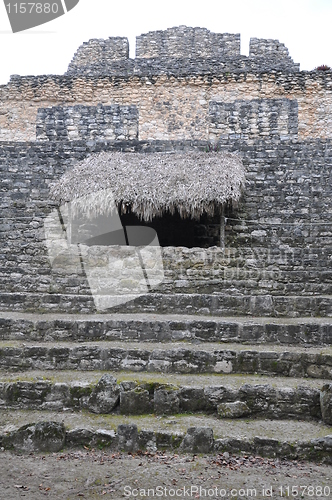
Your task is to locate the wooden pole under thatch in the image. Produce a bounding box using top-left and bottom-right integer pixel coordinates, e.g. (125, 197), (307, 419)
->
(220, 206), (225, 250)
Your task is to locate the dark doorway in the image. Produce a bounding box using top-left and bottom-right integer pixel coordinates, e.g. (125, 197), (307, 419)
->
(120, 209), (221, 248)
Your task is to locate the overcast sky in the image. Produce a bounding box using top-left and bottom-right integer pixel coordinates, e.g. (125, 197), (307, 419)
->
(0, 0), (332, 85)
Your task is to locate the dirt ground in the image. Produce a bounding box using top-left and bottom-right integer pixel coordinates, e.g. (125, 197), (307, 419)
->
(0, 449), (331, 500)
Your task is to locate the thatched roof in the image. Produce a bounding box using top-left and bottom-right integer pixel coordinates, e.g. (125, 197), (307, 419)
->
(50, 151), (245, 221)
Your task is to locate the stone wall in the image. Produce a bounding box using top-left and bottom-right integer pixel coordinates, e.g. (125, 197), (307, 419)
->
(135, 27), (241, 59)
(0, 375), (324, 421)
(68, 37), (129, 68)
(0, 138), (331, 308)
(36, 98), (299, 144)
(209, 98), (298, 141)
(249, 38), (293, 62)
(36, 104), (138, 141)
(0, 70), (331, 142)
(65, 26), (299, 77)
(66, 37), (132, 77)
(0, 26), (331, 311)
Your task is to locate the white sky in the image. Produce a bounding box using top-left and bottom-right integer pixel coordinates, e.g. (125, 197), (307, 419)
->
(0, 0), (332, 85)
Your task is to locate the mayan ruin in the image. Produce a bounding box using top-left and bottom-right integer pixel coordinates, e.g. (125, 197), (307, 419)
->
(0, 25), (332, 464)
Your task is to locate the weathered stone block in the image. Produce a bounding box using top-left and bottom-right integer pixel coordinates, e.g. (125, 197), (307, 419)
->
(5, 381), (52, 406)
(154, 386), (180, 415)
(217, 401), (251, 418)
(120, 388), (151, 414)
(91, 429), (116, 449)
(117, 424), (138, 452)
(3, 421), (65, 453)
(70, 383), (92, 408)
(179, 387), (207, 412)
(42, 383), (71, 410)
(137, 430), (157, 452)
(155, 431), (183, 450)
(204, 386), (233, 410)
(239, 384), (276, 413)
(253, 436), (280, 457)
(320, 384), (332, 424)
(66, 428), (95, 447)
(180, 427), (214, 454)
(87, 374), (120, 414)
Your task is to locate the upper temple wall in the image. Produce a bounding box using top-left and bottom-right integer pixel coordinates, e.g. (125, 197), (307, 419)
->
(67, 37), (129, 69)
(2, 25), (332, 144)
(135, 27), (241, 59)
(66, 26), (300, 76)
(1, 70), (332, 143)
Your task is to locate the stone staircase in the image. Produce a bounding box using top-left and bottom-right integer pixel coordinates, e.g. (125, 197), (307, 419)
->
(1, 290), (332, 316)
(0, 304), (332, 461)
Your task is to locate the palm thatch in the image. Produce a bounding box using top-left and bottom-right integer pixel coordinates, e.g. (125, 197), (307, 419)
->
(50, 151), (245, 221)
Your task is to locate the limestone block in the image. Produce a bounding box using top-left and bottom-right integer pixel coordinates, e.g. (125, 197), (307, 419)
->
(204, 386), (232, 409)
(66, 428), (95, 447)
(154, 385), (180, 415)
(180, 427), (214, 453)
(42, 383), (71, 410)
(3, 421), (65, 453)
(117, 424), (138, 452)
(120, 388), (151, 414)
(179, 387), (208, 412)
(87, 374), (120, 414)
(155, 431), (183, 450)
(320, 384), (332, 424)
(137, 430), (157, 452)
(217, 401), (251, 418)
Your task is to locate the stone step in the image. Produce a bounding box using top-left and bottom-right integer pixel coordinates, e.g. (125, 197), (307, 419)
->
(0, 340), (331, 379)
(2, 275), (332, 298)
(1, 370), (326, 388)
(1, 311), (331, 345)
(2, 245), (331, 267)
(1, 292), (332, 316)
(0, 371), (330, 422)
(160, 274), (332, 295)
(1, 409), (331, 461)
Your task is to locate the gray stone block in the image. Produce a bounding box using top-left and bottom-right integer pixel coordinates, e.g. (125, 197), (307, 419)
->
(154, 386), (180, 415)
(253, 436), (281, 457)
(204, 386), (232, 409)
(137, 430), (157, 452)
(70, 383), (92, 408)
(320, 384), (332, 424)
(5, 381), (52, 407)
(239, 384), (276, 413)
(117, 424), (138, 452)
(3, 421), (65, 453)
(91, 429), (116, 448)
(217, 401), (251, 418)
(155, 431), (183, 450)
(120, 388), (151, 414)
(43, 383), (71, 410)
(214, 437), (252, 454)
(180, 427), (214, 454)
(87, 374), (120, 414)
(66, 428), (95, 447)
(179, 387), (207, 412)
